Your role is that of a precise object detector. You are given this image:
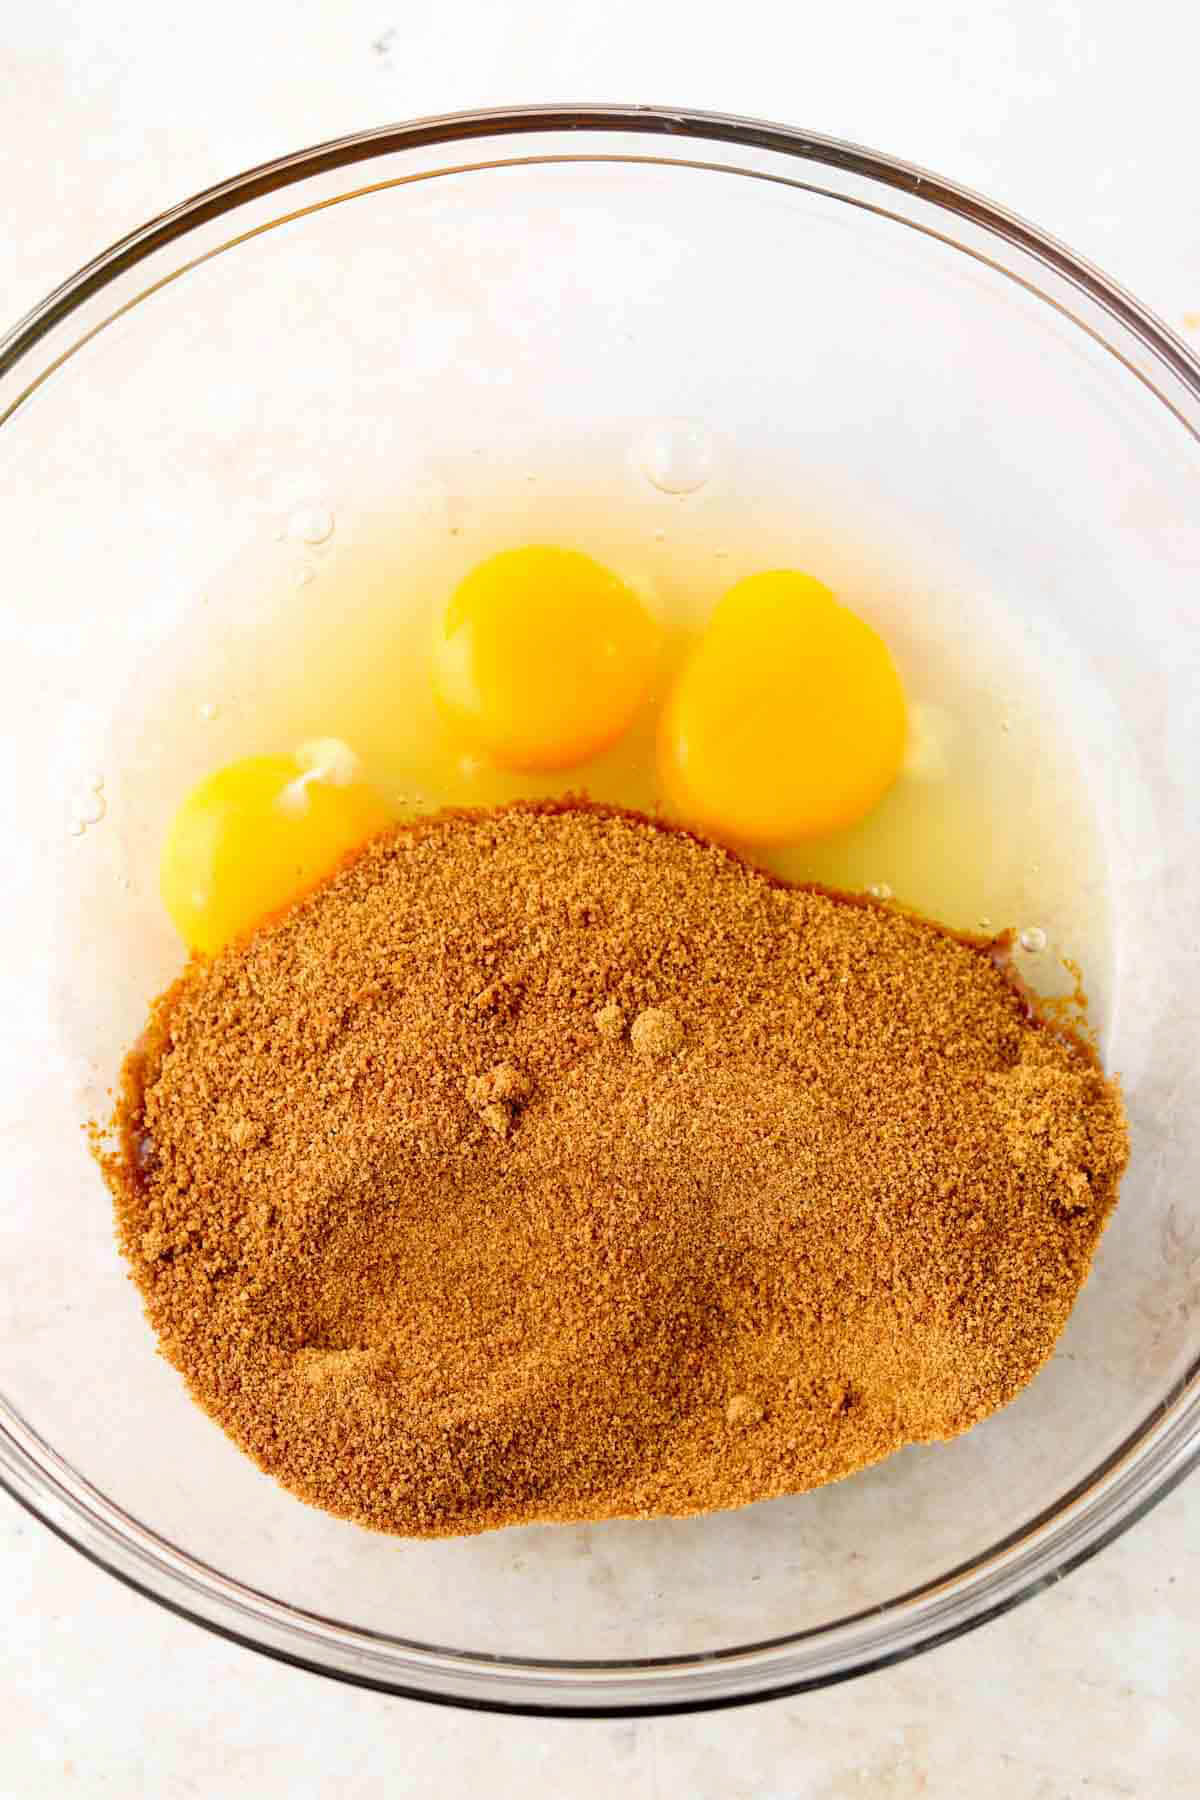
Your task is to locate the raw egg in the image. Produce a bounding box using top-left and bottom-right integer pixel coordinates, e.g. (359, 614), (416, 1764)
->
(431, 545), (661, 771)
(160, 740), (391, 953)
(659, 570), (906, 844)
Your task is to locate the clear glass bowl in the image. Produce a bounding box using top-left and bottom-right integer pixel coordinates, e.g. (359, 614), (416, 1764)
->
(2, 106), (1198, 1716)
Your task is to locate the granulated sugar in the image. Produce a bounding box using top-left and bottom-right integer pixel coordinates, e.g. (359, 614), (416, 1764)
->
(101, 803), (1127, 1538)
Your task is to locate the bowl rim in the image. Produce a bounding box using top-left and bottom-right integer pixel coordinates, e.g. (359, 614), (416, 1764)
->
(2, 101), (1198, 1716)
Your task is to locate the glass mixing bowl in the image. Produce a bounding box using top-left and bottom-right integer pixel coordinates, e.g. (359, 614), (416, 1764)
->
(1, 105), (1198, 1716)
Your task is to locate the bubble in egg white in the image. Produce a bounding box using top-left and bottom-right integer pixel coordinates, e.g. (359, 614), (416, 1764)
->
(69, 787), (108, 835)
(868, 882), (893, 900)
(633, 418), (716, 496)
(1019, 926), (1048, 953)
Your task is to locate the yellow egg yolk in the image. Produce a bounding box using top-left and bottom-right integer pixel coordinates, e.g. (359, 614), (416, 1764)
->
(659, 571), (907, 845)
(431, 545), (661, 771)
(160, 745), (392, 954)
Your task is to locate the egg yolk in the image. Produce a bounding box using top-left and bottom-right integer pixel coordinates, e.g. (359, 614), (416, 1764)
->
(431, 545), (661, 771)
(160, 744), (392, 954)
(659, 571), (907, 845)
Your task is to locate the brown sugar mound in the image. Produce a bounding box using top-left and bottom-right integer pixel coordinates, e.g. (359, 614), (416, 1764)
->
(101, 802), (1128, 1539)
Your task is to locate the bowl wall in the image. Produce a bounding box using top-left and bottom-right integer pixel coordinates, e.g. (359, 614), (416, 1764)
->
(1, 109), (1198, 1712)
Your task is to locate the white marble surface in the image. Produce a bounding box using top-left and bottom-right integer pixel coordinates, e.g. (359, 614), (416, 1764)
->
(4, 1), (1200, 1792)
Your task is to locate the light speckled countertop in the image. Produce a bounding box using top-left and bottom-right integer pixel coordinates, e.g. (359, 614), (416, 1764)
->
(4, 3), (1199, 1793)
